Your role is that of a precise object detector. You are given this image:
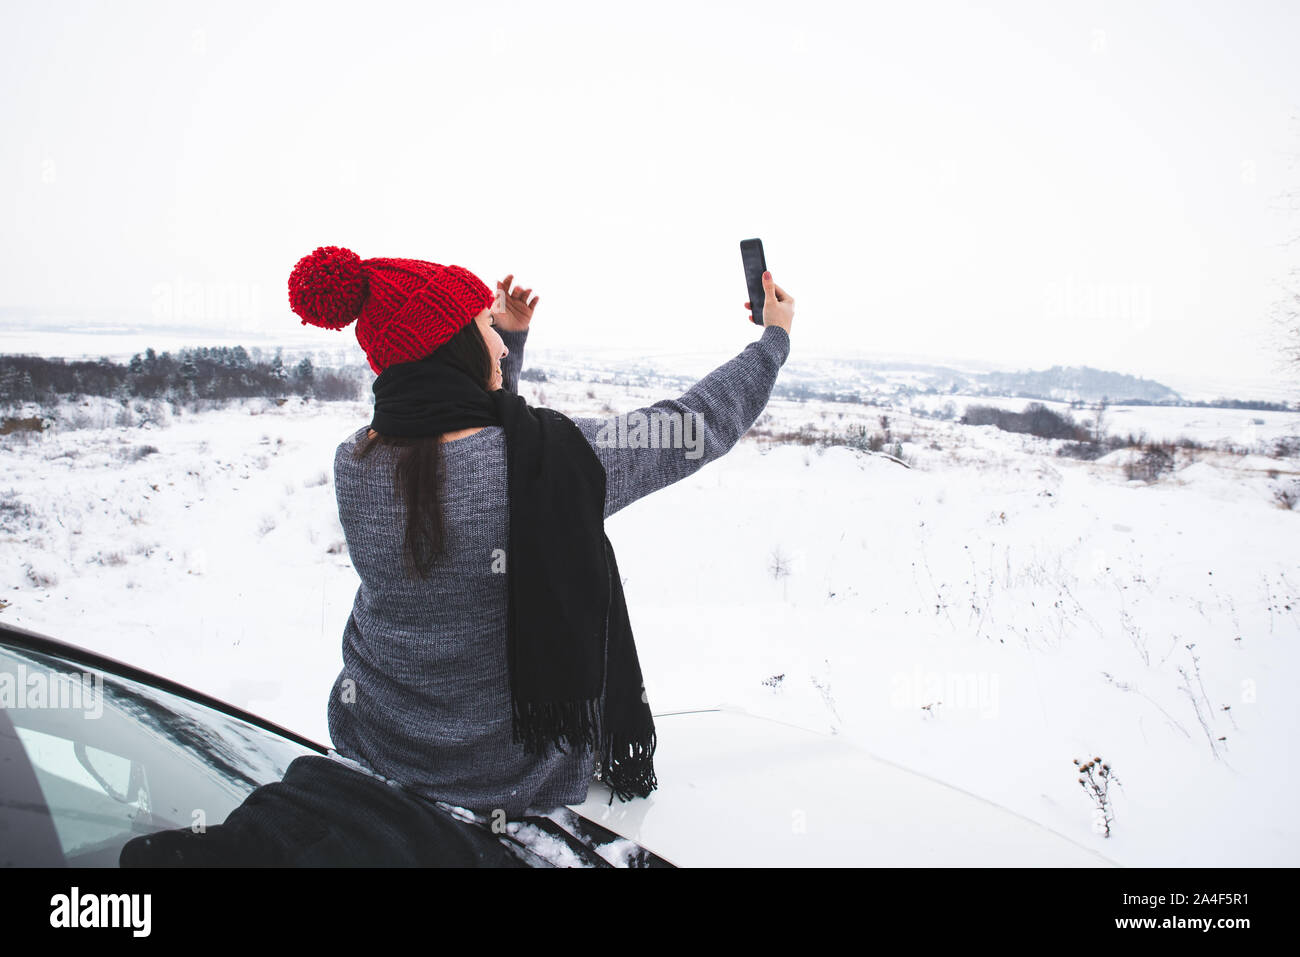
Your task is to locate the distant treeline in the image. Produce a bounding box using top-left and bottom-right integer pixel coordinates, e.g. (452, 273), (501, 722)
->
(0, 346), (363, 403)
(783, 384), (1294, 412)
(960, 402), (1091, 441)
(1105, 396), (1293, 412)
(774, 382), (864, 404)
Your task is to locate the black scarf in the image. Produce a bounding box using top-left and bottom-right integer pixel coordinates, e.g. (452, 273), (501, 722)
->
(370, 353), (657, 803)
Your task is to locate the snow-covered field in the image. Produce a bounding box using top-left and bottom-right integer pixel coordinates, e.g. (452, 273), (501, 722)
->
(2, 374), (1299, 867)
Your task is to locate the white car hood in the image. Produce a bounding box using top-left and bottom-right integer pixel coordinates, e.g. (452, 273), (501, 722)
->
(566, 707), (1118, 867)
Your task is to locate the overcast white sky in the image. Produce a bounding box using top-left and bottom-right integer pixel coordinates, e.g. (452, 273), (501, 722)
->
(3, 0), (1298, 396)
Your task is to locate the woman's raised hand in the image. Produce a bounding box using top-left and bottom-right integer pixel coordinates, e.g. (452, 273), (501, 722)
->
(493, 274), (539, 333)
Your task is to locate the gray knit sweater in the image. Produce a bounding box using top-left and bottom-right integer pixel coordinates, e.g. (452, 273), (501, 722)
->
(327, 323), (790, 817)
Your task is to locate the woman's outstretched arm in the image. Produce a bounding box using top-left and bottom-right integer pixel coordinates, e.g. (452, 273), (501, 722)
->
(570, 324), (790, 519)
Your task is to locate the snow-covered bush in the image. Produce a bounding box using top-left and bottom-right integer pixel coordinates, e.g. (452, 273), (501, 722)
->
(1124, 447), (1174, 482)
(1274, 479), (1300, 510)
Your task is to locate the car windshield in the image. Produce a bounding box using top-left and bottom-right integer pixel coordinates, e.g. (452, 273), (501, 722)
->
(0, 642), (319, 866)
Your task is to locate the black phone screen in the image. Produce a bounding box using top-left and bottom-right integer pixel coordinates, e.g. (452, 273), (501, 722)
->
(740, 238), (766, 326)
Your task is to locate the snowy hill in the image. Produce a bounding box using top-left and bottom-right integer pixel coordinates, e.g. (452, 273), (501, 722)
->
(972, 364), (1181, 404)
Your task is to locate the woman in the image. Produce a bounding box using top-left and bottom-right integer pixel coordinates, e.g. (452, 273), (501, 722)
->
(288, 245), (794, 820)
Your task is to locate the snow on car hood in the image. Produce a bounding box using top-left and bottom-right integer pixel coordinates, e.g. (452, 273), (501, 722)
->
(566, 706), (1119, 867)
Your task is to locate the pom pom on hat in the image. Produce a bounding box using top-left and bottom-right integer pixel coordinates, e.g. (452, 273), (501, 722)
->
(288, 245), (369, 329)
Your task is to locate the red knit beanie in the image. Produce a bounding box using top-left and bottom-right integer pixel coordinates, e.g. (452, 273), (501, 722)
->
(287, 246), (495, 375)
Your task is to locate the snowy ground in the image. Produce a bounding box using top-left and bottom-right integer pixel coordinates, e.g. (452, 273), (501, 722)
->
(2, 377), (1299, 867)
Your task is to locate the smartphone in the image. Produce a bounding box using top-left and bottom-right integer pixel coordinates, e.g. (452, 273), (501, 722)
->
(740, 238), (767, 326)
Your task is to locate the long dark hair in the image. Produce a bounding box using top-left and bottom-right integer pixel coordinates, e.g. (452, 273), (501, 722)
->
(352, 319), (494, 581)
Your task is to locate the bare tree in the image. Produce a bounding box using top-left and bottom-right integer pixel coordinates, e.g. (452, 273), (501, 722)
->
(1093, 395), (1109, 444)
(1268, 115), (1300, 398)
(1274, 266), (1300, 373)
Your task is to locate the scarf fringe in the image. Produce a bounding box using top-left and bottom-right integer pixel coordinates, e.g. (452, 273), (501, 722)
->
(511, 696), (602, 757)
(599, 729), (658, 802)
(513, 701), (659, 803)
